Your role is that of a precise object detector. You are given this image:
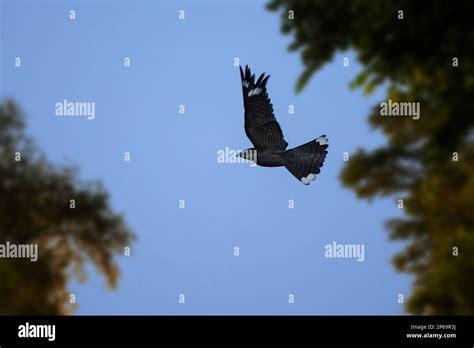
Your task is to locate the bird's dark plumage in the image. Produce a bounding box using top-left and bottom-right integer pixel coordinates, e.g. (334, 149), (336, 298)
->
(238, 65), (328, 185)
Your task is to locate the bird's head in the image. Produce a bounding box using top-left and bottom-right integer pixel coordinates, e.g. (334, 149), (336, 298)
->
(237, 148), (257, 162)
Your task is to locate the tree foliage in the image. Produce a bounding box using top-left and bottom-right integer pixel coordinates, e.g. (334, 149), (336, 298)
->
(268, 0), (474, 314)
(0, 100), (135, 314)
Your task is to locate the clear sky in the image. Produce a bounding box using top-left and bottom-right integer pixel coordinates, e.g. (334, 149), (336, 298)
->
(1, 0), (412, 314)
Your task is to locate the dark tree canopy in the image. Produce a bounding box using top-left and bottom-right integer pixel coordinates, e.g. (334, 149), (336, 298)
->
(268, 0), (474, 314)
(0, 100), (135, 314)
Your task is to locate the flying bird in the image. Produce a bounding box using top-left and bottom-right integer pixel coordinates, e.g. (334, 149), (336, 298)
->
(237, 65), (328, 185)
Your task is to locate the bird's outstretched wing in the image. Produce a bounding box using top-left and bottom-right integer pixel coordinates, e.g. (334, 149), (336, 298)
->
(239, 65), (288, 151)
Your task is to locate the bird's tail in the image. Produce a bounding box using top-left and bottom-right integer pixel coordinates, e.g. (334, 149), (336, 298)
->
(282, 135), (329, 185)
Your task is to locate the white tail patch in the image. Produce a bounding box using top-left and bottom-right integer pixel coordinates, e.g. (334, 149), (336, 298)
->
(301, 173), (316, 185)
(316, 135), (328, 145)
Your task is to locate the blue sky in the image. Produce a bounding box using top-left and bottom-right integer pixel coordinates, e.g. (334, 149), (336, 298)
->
(1, 0), (412, 314)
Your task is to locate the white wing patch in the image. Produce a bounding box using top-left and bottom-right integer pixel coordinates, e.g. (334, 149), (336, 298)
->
(248, 88), (262, 97)
(316, 135), (328, 145)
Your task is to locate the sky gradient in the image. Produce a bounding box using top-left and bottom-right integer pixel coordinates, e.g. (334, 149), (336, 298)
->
(1, 0), (412, 314)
